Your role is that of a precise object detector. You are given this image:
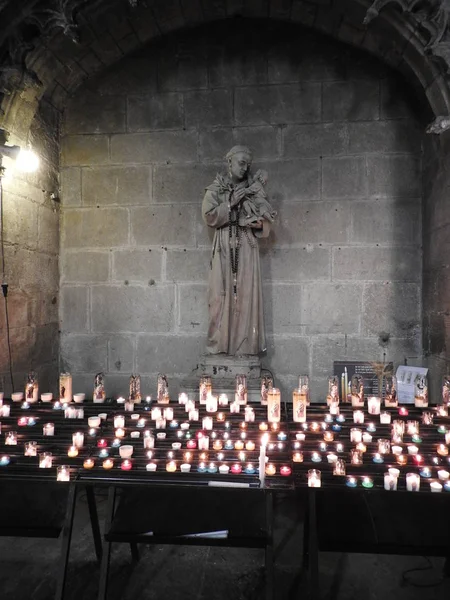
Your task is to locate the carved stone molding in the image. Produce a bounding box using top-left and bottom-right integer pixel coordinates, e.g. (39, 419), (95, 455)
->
(364, 1), (450, 73)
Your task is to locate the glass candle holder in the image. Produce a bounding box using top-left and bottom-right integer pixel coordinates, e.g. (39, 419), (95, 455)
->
(25, 370), (39, 403)
(72, 432), (84, 448)
(377, 439), (391, 455)
(350, 449), (363, 465)
(327, 375), (340, 407)
(206, 395), (218, 413)
(157, 373), (169, 404)
(59, 372), (72, 403)
(406, 472), (420, 492)
(267, 388), (281, 423)
(235, 374), (248, 405)
(350, 374), (364, 407)
(414, 374), (428, 407)
(350, 428), (362, 443)
(367, 396), (381, 415)
(199, 376), (212, 404)
(218, 393), (229, 406)
(380, 411), (391, 424)
(384, 375), (398, 407)
(93, 372), (106, 403)
(407, 420), (419, 436)
(308, 469), (321, 487)
(430, 481), (442, 493)
(202, 416), (213, 430)
(57, 466), (70, 481)
(384, 472), (398, 491)
(333, 458), (346, 476)
(24, 441), (37, 456)
(43, 423), (55, 436)
(353, 410), (364, 424)
(39, 452), (53, 468)
(292, 387), (307, 423)
(260, 376), (273, 406)
(422, 411), (433, 425)
(5, 431), (17, 445)
(244, 406), (255, 422)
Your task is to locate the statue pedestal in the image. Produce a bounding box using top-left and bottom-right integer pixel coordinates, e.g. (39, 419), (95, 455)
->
(199, 354), (261, 380)
(182, 354), (263, 402)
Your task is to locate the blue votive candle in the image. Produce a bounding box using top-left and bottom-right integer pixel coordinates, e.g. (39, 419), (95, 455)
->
(346, 476), (357, 488)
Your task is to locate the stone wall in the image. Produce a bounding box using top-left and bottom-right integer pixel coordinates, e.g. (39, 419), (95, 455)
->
(60, 19), (424, 401)
(422, 130), (450, 399)
(0, 101), (60, 395)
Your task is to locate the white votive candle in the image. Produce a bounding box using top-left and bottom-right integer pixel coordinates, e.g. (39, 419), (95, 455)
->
(430, 481), (443, 493)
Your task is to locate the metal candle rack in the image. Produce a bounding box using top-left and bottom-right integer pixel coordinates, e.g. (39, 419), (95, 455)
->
(287, 404), (450, 493)
(0, 398), (294, 489)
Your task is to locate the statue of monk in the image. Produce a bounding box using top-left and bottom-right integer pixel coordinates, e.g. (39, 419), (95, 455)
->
(202, 146), (275, 355)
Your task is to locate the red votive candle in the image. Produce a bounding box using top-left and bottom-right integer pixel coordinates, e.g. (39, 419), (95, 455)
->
(97, 439), (108, 448)
(280, 466), (292, 477)
(186, 440), (197, 449)
(399, 407), (409, 416)
(121, 459), (132, 471)
(231, 463), (242, 474)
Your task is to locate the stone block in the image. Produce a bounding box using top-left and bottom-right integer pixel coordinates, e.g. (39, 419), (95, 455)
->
(275, 201), (350, 245)
(60, 334), (107, 372)
(284, 123), (349, 158)
(136, 334), (204, 374)
(363, 282), (421, 338)
(166, 250), (210, 282)
(153, 164), (217, 203)
(152, 0), (186, 32)
(333, 246), (420, 282)
(158, 38), (207, 92)
(302, 283), (362, 334)
(82, 166), (151, 206)
(178, 284), (208, 332)
(261, 247), (330, 281)
(351, 200), (420, 245)
(2, 174), (46, 205)
(264, 283), (302, 335)
(380, 78), (418, 119)
(110, 131), (198, 164)
(232, 126), (280, 159)
(108, 335), (135, 372)
(132, 205), (196, 247)
(323, 81), (380, 122)
(367, 155), (421, 198)
(39, 289), (59, 327)
(268, 36), (346, 83)
(38, 205), (59, 255)
(0, 289), (36, 330)
(184, 89), (233, 128)
(91, 285), (175, 332)
(179, 0), (204, 24)
(234, 84), (321, 125)
(258, 159), (320, 203)
(61, 135), (109, 167)
(64, 93), (126, 134)
(208, 38), (268, 87)
(62, 208), (129, 248)
(265, 335), (310, 375)
(322, 157), (367, 198)
(62, 251), (110, 283)
(112, 249), (163, 282)
(60, 286), (88, 332)
(348, 121), (421, 154)
(60, 167), (81, 206)
(127, 93), (183, 131)
(92, 55), (158, 95)
(3, 193), (38, 249)
(199, 129), (234, 161)
(311, 335), (383, 377)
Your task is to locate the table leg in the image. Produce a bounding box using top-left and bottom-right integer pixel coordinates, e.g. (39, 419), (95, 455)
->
(86, 485), (102, 562)
(265, 490), (274, 600)
(55, 483), (77, 600)
(98, 486), (116, 600)
(307, 489), (319, 600)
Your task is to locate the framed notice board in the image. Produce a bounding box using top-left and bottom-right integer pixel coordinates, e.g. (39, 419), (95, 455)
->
(333, 361), (393, 403)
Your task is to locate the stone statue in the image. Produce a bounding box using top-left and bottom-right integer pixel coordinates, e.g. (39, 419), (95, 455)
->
(202, 146), (275, 355)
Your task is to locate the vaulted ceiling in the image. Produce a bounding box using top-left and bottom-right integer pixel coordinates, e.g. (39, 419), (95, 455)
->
(1, 0), (450, 141)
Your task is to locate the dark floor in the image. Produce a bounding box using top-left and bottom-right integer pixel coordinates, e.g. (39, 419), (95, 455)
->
(0, 489), (449, 600)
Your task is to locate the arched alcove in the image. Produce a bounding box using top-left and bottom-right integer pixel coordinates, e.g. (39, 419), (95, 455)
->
(0, 0), (449, 398)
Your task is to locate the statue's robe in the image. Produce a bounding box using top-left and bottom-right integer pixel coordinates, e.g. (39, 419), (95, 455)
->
(202, 174), (270, 355)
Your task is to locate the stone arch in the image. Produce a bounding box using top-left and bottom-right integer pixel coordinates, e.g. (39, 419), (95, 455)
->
(1, 0), (450, 141)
